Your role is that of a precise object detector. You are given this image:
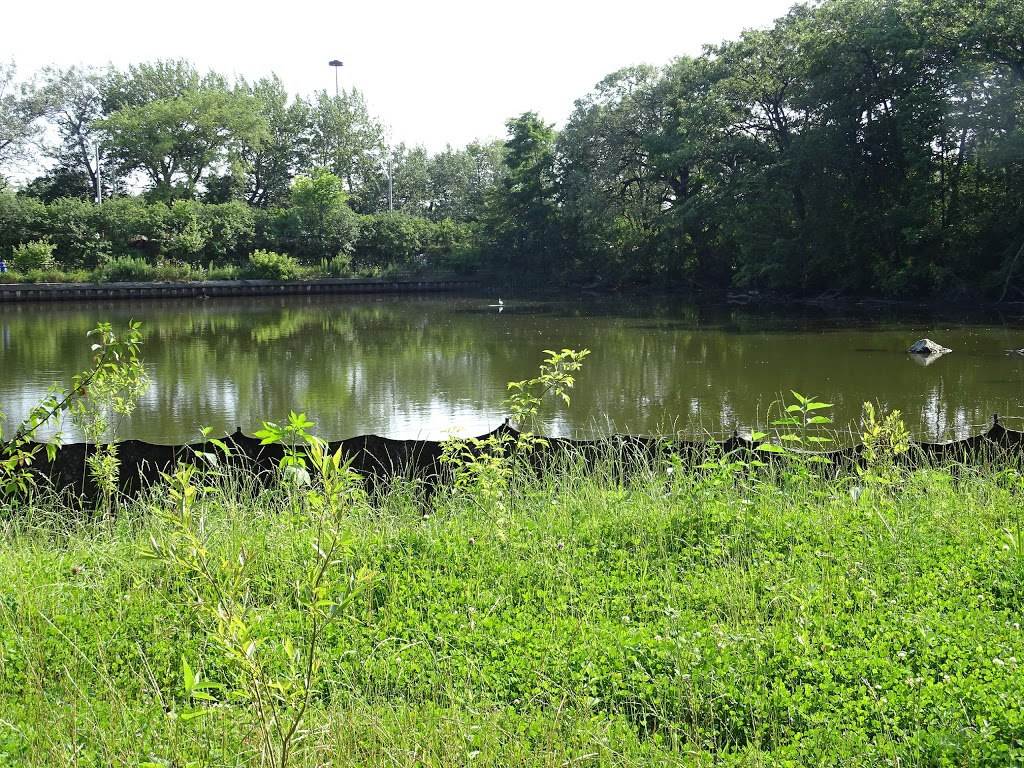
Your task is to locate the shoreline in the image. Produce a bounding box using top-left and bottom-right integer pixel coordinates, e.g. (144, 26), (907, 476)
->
(0, 274), (482, 303)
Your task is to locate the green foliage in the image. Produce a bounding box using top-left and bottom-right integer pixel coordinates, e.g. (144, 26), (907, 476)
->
(503, 348), (591, 433)
(10, 240), (56, 271)
(164, 200), (211, 261)
(8, 0), (1024, 299)
(765, 390), (835, 450)
(288, 169), (360, 261)
(483, 113), (564, 278)
(142, 413), (374, 767)
(317, 254), (352, 278)
(0, 321), (147, 504)
(441, 348), (590, 509)
(0, 190), (45, 258)
(354, 211), (429, 270)
(243, 249), (301, 280)
(858, 401), (911, 491)
(41, 197), (109, 268)
(99, 60), (266, 201)
(5, 451), (1024, 764)
(94, 255), (156, 282)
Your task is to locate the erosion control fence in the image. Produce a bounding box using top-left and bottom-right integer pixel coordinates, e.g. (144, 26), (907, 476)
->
(4, 416), (1024, 505)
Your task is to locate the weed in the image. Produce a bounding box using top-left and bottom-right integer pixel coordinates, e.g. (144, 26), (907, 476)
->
(141, 413), (374, 767)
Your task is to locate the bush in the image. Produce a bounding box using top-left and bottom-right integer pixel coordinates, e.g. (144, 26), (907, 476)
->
(95, 255), (156, 282)
(318, 254), (353, 278)
(94, 197), (168, 259)
(152, 259), (197, 281)
(243, 249), (301, 280)
(11, 240), (56, 271)
(355, 211), (431, 270)
(0, 190), (45, 256)
(43, 197), (107, 269)
(164, 200), (211, 263)
(18, 267), (89, 283)
(200, 200), (256, 264)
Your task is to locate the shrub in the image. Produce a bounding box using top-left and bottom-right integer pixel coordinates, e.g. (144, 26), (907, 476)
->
(164, 200), (211, 263)
(355, 211), (430, 270)
(319, 254), (353, 278)
(0, 190), (45, 256)
(200, 200), (256, 263)
(243, 249), (301, 280)
(43, 197), (107, 269)
(94, 197), (168, 259)
(95, 255), (156, 282)
(11, 240), (56, 271)
(152, 259), (197, 282)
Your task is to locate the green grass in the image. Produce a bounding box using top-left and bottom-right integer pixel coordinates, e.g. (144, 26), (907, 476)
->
(2, 456), (1024, 766)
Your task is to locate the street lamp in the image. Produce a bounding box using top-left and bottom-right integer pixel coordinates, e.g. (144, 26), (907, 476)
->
(328, 59), (344, 96)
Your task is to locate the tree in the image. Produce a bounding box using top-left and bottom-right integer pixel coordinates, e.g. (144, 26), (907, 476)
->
(0, 61), (53, 177)
(35, 65), (117, 202)
(286, 168), (360, 260)
(559, 65), (680, 282)
(100, 60), (266, 201)
(907, 0), (1024, 290)
(360, 143), (430, 215)
(304, 89), (387, 211)
(427, 140), (505, 223)
(216, 75), (309, 208)
(482, 113), (562, 278)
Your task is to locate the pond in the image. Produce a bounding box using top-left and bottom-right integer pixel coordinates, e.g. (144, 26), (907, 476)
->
(2, 293), (1024, 444)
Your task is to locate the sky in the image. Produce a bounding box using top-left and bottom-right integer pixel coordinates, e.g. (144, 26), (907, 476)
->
(7, 0), (799, 153)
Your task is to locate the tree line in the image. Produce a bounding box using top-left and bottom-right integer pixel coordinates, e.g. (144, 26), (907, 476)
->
(3, 0), (1024, 298)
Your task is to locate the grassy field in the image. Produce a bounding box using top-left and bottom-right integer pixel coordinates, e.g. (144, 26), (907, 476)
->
(1, 451), (1023, 767)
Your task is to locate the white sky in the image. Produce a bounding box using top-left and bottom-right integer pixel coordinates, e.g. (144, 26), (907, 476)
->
(7, 0), (799, 153)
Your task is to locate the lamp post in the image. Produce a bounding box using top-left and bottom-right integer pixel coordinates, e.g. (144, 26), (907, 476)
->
(328, 59), (344, 96)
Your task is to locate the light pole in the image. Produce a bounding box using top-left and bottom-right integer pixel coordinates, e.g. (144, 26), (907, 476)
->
(328, 59), (343, 96)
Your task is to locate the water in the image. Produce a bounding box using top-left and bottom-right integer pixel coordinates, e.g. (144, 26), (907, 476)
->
(2, 294), (1024, 444)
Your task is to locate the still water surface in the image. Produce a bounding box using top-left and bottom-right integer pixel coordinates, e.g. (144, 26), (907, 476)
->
(2, 294), (1024, 443)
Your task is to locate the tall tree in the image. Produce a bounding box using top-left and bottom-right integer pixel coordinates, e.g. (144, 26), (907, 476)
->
(482, 112), (562, 277)
(100, 60), (265, 201)
(426, 140), (504, 223)
(0, 61), (53, 178)
(559, 65), (678, 282)
(304, 88), (387, 211)
(33, 65), (116, 202)
(216, 74), (309, 208)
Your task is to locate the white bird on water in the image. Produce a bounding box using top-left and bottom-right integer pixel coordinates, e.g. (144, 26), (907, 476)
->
(488, 298), (504, 312)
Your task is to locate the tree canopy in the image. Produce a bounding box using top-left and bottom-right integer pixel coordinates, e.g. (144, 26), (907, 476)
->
(3, 0), (1024, 298)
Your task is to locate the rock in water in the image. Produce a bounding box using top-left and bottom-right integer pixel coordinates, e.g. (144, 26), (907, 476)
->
(908, 338), (951, 355)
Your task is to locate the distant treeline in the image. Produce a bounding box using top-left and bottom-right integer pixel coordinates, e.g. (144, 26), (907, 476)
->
(2, 0), (1023, 297)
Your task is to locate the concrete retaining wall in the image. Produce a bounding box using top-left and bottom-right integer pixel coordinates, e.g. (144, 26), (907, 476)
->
(0, 276), (481, 303)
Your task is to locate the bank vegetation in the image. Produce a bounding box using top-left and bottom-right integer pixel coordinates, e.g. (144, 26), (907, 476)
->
(2, 0), (1023, 298)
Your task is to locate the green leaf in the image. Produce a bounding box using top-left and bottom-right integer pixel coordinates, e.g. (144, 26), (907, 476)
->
(182, 656), (195, 691)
